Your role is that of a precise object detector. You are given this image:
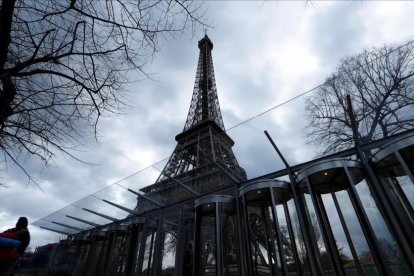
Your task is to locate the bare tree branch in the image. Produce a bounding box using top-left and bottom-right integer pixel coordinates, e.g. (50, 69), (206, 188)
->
(0, 0), (206, 185)
(306, 42), (414, 154)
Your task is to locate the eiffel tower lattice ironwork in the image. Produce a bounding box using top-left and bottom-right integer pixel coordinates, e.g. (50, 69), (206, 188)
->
(138, 35), (246, 211)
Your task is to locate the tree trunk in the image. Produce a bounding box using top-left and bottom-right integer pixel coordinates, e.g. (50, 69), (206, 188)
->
(0, 0), (17, 127)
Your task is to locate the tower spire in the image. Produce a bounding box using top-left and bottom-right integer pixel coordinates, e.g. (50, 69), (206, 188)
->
(138, 35), (246, 211)
(183, 34), (225, 131)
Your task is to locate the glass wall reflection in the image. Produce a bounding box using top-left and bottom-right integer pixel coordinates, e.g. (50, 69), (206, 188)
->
(126, 218), (144, 276)
(160, 213), (179, 276)
(104, 225), (129, 275)
(369, 135), (414, 275)
(140, 220), (158, 276)
(195, 195), (239, 276)
(239, 179), (304, 276)
(297, 159), (410, 275)
(82, 230), (107, 275)
(373, 135), (414, 230)
(298, 161), (371, 275)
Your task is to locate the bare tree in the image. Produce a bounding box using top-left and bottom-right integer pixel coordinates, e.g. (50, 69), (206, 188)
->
(306, 42), (414, 154)
(0, 0), (205, 182)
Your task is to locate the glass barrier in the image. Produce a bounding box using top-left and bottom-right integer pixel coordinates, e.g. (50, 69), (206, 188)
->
(297, 159), (409, 275)
(239, 180), (307, 276)
(195, 195), (238, 276)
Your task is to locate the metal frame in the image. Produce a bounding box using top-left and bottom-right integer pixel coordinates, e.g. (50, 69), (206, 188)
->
(304, 176), (344, 276)
(239, 180), (304, 276)
(238, 179), (290, 197)
(371, 133), (414, 162)
(194, 195), (240, 276)
(195, 194), (235, 206)
(343, 165), (388, 275)
(296, 158), (390, 275)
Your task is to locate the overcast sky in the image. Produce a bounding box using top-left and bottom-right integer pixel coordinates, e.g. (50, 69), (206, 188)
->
(2, 1), (414, 250)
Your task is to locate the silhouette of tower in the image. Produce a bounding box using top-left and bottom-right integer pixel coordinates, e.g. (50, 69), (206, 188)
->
(138, 35), (246, 211)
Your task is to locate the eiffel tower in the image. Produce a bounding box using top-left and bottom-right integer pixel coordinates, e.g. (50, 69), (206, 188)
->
(138, 35), (246, 211)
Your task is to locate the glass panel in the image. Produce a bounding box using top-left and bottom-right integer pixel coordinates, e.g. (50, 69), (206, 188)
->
(287, 199), (310, 274)
(106, 230), (129, 275)
(141, 221), (158, 275)
(400, 145), (414, 174)
(84, 235), (107, 275)
(354, 179), (408, 274)
(220, 203), (239, 276)
(320, 194), (355, 271)
(392, 176), (414, 209)
(98, 235), (112, 275)
(335, 190), (377, 275)
(268, 204), (282, 275)
(161, 214), (180, 276)
(50, 241), (66, 267)
(379, 177), (414, 228)
(377, 151), (414, 221)
(245, 188), (279, 276)
(50, 240), (78, 274)
(128, 224), (144, 276)
(161, 232), (176, 275)
(74, 240), (91, 274)
(246, 203), (272, 276)
(183, 212), (195, 276)
(275, 203), (296, 275)
(303, 193), (332, 274)
(198, 204), (216, 276)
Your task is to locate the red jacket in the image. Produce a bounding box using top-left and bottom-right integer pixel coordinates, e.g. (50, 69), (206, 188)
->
(0, 231), (20, 262)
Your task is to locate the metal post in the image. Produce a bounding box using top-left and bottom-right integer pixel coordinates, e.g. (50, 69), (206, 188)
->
(343, 166), (388, 275)
(66, 215), (101, 227)
(146, 224), (156, 276)
(261, 202), (277, 275)
(102, 199), (138, 215)
(359, 156), (414, 270)
(331, 192), (363, 274)
(153, 166), (200, 196)
(283, 202), (302, 275)
(270, 189), (290, 276)
(125, 224), (138, 276)
(51, 221), (83, 232)
(39, 226), (71, 235)
(305, 176), (344, 276)
(131, 223), (144, 276)
(235, 195), (248, 276)
(102, 230), (115, 276)
(216, 202), (223, 276)
(387, 177), (414, 225)
(127, 189), (164, 207)
(83, 234), (97, 275)
(193, 206), (200, 276)
(393, 151), (414, 222)
(241, 195), (255, 276)
(82, 208), (118, 222)
(264, 130), (322, 275)
(175, 208), (186, 276)
(152, 216), (165, 276)
(137, 220), (149, 275)
(346, 95), (414, 271)
(119, 230), (130, 274)
(75, 238), (91, 275)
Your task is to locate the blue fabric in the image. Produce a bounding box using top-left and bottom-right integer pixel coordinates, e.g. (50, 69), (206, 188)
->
(0, 237), (21, 248)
